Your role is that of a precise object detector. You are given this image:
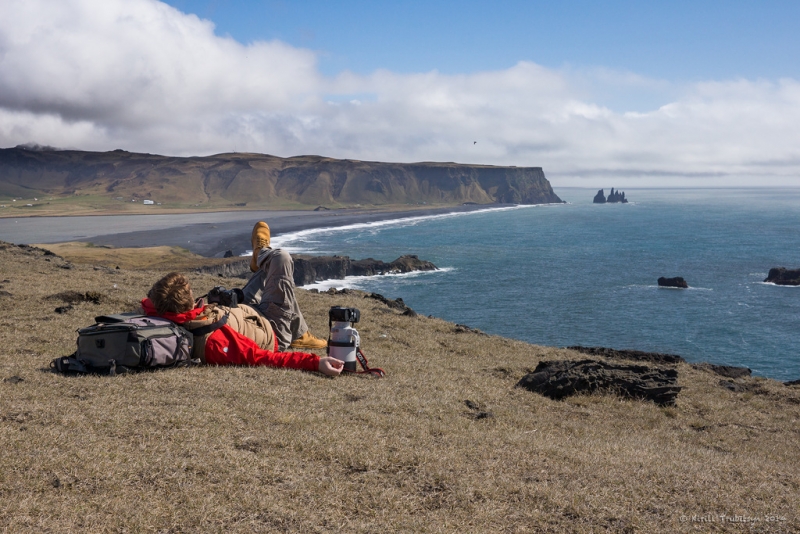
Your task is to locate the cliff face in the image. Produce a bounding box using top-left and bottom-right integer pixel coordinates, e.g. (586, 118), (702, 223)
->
(0, 147), (562, 206)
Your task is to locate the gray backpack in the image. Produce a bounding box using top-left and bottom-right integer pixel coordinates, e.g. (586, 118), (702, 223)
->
(52, 313), (195, 375)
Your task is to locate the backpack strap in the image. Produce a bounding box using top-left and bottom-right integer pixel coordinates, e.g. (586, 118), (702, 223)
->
(51, 354), (89, 374)
(94, 313), (146, 323)
(183, 312), (229, 337)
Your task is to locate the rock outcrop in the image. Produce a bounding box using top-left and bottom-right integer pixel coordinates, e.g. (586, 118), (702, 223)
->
(365, 292), (417, 316)
(193, 258), (251, 278)
(516, 359), (681, 406)
(567, 346), (685, 365)
(193, 254), (437, 287)
(593, 189), (606, 203)
(0, 146), (564, 207)
(691, 363), (752, 379)
(658, 276), (689, 288)
(764, 267), (800, 286)
(593, 188), (628, 204)
(607, 188), (628, 203)
(293, 254), (437, 286)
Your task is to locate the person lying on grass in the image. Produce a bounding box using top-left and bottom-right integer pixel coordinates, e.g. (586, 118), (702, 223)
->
(242, 220), (328, 351)
(141, 272), (343, 377)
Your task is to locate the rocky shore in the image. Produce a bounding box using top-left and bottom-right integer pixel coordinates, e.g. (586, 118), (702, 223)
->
(1, 240), (799, 532)
(194, 253), (438, 287)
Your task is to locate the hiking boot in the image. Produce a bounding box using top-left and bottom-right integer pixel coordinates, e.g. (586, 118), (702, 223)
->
(250, 221), (271, 272)
(290, 331), (328, 350)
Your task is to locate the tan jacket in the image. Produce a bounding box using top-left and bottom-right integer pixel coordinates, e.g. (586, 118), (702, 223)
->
(182, 303), (275, 363)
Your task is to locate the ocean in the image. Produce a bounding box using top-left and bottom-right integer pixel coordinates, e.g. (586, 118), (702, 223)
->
(270, 188), (800, 381)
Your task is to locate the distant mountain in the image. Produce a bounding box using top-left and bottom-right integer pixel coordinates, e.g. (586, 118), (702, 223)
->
(0, 146), (563, 207)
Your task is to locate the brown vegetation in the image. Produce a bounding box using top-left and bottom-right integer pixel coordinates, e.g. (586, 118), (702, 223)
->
(0, 241), (798, 532)
(34, 241), (241, 272)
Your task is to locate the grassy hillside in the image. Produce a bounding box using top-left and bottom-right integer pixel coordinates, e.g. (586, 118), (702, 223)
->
(0, 147), (563, 216)
(0, 242), (797, 532)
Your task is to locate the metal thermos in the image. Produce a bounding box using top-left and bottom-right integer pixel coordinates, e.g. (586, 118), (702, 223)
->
(328, 321), (359, 372)
(327, 306), (361, 372)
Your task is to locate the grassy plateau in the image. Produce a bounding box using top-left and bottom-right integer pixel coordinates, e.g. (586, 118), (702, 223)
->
(0, 241), (798, 533)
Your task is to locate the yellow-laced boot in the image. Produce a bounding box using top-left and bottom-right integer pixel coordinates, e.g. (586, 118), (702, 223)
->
(290, 331), (328, 350)
(250, 221), (271, 272)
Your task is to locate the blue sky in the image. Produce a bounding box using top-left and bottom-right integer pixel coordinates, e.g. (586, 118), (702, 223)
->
(1, 0), (799, 186)
(162, 0), (799, 80)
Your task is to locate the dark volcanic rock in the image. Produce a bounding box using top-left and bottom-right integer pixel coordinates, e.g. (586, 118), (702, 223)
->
(594, 188), (628, 203)
(366, 292), (417, 316)
(593, 189), (606, 203)
(294, 254), (436, 286)
(387, 254), (437, 273)
(658, 276), (689, 288)
(194, 258), (251, 278)
(454, 323), (487, 336)
(692, 363), (751, 379)
(516, 359), (681, 406)
(785, 378), (800, 387)
(567, 346), (685, 365)
(293, 255), (351, 286)
(606, 188), (628, 203)
(349, 255), (436, 277)
(764, 267), (800, 286)
(193, 253), (437, 287)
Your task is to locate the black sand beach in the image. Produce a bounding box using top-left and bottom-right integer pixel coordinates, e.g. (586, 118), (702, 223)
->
(0, 204), (492, 257)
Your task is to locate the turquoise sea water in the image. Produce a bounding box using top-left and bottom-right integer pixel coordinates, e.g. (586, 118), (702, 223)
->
(273, 188), (800, 381)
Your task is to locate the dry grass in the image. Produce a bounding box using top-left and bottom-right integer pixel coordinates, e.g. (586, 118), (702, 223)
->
(32, 241), (240, 271)
(0, 242), (798, 533)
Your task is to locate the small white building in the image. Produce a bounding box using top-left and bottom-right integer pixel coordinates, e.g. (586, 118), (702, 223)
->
(143, 200), (154, 205)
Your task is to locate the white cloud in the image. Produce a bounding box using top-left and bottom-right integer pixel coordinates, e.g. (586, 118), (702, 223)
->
(1, 0), (799, 186)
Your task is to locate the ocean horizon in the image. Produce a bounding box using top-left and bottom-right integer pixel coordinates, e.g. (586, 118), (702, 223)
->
(268, 187), (800, 381)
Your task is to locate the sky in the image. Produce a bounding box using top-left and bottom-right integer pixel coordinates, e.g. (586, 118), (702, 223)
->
(1, 0), (799, 186)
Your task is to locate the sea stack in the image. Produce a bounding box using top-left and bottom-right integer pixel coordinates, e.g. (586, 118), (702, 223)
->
(607, 188), (628, 203)
(658, 277), (689, 289)
(593, 188), (628, 203)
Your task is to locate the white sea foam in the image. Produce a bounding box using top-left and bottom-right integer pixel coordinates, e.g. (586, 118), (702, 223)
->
(301, 267), (455, 292)
(626, 284), (712, 291)
(757, 281), (800, 287)
(269, 204), (547, 253)
(239, 204), (547, 255)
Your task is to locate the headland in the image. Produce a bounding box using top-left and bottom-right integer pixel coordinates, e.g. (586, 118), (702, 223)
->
(0, 240), (797, 532)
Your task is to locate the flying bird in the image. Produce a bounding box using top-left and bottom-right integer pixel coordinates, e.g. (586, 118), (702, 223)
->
(473, 141), (477, 145)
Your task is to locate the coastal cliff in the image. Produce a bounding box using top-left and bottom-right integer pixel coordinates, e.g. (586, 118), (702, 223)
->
(0, 146), (563, 208)
(1, 240), (798, 532)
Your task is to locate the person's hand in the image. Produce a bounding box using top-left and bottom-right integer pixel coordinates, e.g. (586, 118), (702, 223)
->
(318, 356), (344, 376)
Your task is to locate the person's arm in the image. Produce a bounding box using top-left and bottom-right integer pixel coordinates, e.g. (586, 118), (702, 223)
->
(204, 325), (341, 375)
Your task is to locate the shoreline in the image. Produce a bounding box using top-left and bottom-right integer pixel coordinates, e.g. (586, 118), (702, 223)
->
(3, 203), (528, 257)
(87, 203), (508, 257)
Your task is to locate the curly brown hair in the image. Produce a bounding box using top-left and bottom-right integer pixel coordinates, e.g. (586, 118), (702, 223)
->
(148, 272), (194, 314)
